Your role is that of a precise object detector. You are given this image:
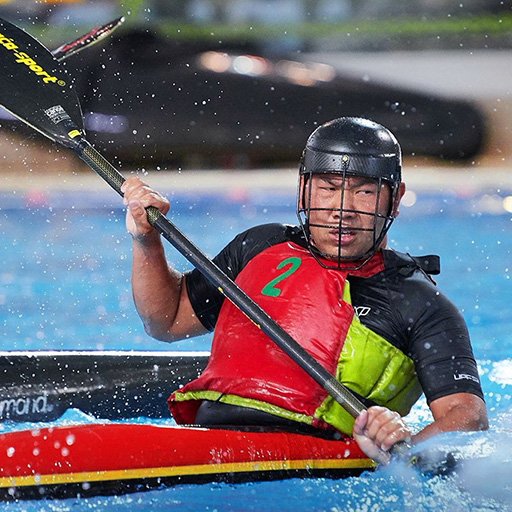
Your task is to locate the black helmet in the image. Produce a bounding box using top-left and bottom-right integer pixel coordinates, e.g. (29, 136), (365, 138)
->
(297, 117), (402, 270)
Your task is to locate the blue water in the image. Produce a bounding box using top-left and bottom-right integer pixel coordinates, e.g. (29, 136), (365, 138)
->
(1, 180), (512, 511)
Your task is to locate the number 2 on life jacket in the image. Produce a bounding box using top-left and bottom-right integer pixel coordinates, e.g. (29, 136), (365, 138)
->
(261, 257), (302, 297)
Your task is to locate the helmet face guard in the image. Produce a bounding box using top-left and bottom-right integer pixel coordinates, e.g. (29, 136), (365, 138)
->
(296, 117), (402, 271)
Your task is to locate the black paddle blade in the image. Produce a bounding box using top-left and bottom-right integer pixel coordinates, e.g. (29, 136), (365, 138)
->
(52, 16), (125, 61)
(0, 18), (83, 148)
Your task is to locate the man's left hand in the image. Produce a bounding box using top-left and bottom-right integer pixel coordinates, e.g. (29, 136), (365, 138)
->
(352, 406), (411, 465)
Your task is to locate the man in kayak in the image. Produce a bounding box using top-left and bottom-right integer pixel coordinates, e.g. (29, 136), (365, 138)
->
(121, 117), (488, 464)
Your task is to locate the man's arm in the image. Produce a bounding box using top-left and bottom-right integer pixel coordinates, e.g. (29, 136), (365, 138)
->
(121, 177), (208, 342)
(353, 268), (490, 463)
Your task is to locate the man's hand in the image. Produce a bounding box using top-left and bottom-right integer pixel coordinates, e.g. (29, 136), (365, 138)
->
(121, 176), (170, 244)
(352, 406), (411, 465)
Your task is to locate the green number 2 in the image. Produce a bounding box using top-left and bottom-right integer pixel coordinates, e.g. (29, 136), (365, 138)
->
(261, 257), (302, 297)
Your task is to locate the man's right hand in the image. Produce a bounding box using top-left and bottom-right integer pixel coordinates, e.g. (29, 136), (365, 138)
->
(121, 176), (170, 244)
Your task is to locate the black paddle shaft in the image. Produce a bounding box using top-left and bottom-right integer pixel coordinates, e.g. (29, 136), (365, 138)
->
(0, 17), (456, 472)
(0, 15), (366, 417)
(77, 138), (366, 418)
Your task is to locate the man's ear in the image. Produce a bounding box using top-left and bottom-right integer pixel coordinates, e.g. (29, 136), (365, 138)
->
(298, 175), (309, 210)
(395, 182), (406, 217)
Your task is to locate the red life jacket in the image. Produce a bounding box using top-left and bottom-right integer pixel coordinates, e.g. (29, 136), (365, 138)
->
(168, 241), (384, 427)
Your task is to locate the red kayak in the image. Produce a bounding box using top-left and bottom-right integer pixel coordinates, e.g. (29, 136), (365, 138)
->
(0, 423), (374, 499)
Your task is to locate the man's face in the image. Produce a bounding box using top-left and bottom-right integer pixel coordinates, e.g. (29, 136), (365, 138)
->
(303, 174), (394, 261)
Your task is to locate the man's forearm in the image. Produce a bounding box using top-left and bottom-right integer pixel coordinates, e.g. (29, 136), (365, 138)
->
(131, 236), (182, 341)
(412, 395), (488, 444)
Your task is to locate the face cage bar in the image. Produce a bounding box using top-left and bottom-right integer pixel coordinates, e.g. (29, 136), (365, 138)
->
(296, 170), (400, 271)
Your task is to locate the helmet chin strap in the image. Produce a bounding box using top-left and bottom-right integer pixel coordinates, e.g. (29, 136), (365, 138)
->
(307, 243), (376, 271)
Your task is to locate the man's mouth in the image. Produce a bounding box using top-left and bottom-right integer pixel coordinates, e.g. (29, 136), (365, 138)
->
(329, 227), (356, 243)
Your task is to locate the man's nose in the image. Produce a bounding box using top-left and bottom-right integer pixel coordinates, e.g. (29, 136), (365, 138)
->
(329, 189), (356, 217)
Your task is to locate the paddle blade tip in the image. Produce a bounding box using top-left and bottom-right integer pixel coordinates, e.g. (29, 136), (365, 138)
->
(408, 450), (458, 477)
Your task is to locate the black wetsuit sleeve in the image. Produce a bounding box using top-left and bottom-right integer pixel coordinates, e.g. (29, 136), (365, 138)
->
(401, 279), (484, 404)
(185, 223), (299, 331)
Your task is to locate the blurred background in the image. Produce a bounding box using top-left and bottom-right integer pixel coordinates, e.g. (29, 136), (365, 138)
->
(0, 0), (510, 172)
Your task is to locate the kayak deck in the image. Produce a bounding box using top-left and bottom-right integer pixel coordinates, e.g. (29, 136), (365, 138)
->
(0, 423), (374, 500)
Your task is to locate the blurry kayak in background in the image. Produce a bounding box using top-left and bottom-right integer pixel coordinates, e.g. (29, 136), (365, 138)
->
(0, 27), (485, 167)
(0, 351), (208, 422)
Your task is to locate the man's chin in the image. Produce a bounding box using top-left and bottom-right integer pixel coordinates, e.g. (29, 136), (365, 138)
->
(316, 246), (364, 262)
